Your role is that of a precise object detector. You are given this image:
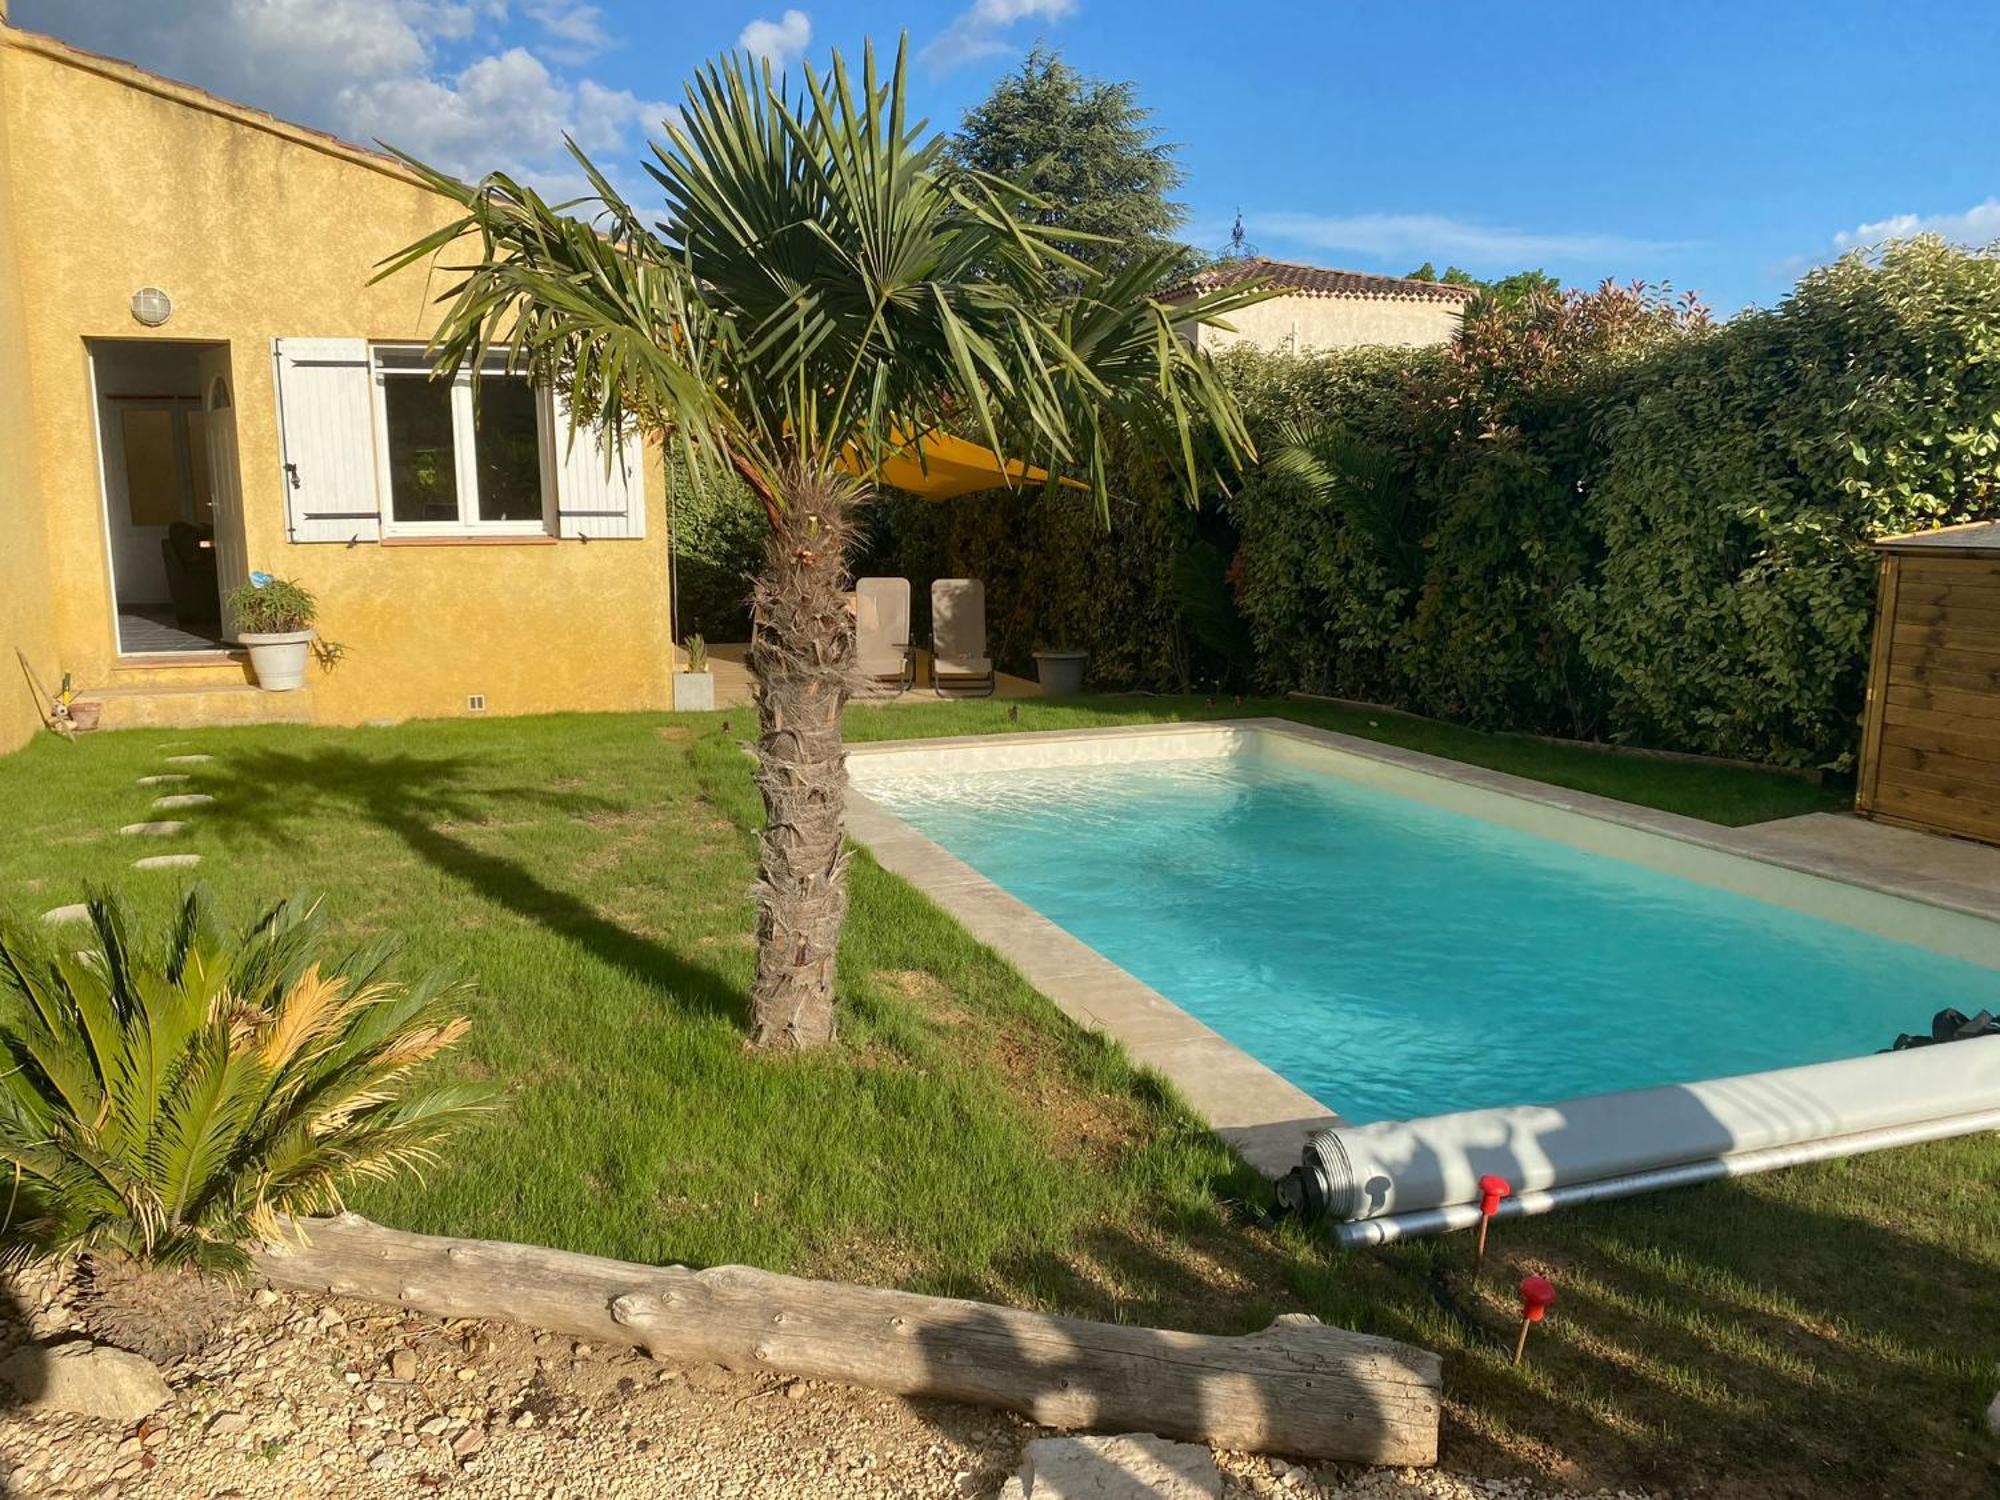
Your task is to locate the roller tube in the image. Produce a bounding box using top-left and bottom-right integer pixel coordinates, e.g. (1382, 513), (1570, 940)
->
(1281, 1037), (2000, 1236)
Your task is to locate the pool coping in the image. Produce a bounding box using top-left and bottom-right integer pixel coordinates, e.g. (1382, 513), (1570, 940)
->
(842, 718), (2000, 1177)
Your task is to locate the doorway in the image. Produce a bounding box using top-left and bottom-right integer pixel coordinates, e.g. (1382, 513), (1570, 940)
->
(89, 340), (248, 654)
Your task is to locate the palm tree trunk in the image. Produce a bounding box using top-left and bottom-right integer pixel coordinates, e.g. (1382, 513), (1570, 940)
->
(746, 466), (861, 1050)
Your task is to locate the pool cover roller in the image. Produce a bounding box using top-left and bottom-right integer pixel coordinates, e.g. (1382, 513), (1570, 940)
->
(1276, 1037), (2000, 1243)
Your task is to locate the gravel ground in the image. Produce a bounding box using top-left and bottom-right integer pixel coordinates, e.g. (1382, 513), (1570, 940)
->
(1, 1266), (1667, 1500)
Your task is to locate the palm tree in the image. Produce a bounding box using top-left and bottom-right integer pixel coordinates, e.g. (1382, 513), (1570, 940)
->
(381, 40), (1265, 1051)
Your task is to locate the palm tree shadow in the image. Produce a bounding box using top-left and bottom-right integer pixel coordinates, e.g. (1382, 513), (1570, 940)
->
(197, 747), (748, 1026)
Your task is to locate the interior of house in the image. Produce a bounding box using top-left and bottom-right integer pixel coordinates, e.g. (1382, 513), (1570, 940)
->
(90, 338), (238, 654)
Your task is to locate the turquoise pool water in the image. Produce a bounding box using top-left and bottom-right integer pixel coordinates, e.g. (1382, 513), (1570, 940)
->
(859, 749), (2000, 1123)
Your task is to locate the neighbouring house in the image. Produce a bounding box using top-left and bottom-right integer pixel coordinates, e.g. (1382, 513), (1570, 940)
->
(1164, 258), (1475, 354)
(0, 15), (676, 755)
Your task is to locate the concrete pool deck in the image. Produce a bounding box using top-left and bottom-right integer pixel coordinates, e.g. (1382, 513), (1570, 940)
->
(843, 719), (2000, 1177)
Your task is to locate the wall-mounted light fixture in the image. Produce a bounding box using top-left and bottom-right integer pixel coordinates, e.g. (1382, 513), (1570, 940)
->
(130, 287), (172, 327)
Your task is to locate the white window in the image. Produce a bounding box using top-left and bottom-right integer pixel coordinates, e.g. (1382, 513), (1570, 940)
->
(369, 347), (553, 537)
(273, 336), (644, 543)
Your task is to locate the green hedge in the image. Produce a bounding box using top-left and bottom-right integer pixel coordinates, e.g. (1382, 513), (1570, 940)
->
(1570, 240), (2000, 765)
(676, 239), (2000, 766)
(858, 436), (1232, 690)
(669, 456), (764, 644)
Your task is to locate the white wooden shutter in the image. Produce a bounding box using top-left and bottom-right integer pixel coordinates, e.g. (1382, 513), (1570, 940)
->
(272, 338), (380, 544)
(548, 394), (645, 539)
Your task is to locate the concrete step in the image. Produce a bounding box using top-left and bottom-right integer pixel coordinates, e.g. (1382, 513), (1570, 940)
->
(85, 680), (311, 730)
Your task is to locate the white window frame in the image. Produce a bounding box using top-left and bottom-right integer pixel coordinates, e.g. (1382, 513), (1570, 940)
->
(369, 345), (556, 538)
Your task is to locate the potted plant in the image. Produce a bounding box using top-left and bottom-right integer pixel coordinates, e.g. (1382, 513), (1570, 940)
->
(1032, 646), (1088, 699)
(675, 633), (715, 711)
(227, 572), (319, 691)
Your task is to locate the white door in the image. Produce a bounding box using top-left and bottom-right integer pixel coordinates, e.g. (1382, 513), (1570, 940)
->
(198, 358), (250, 640)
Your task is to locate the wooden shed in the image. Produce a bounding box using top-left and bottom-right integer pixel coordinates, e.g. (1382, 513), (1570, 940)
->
(1857, 520), (2000, 845)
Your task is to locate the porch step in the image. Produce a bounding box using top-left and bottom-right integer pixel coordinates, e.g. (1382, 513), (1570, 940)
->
(84, 681), (312, 731)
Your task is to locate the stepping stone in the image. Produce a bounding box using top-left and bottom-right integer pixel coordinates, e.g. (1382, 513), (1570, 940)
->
(41, 904), (90, 925)
(164, 754), (213, 765)
(1005, 1435), (1221, 1500)
(119, 821), (186, 838)
(151, 794), (214, 810)
(133, 854), (201, 871)
(137, 774), (190, 786)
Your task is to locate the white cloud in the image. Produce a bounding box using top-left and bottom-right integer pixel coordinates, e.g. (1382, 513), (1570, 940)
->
(524, 2), (611, 62)
(345, 46), (574, 170)
(12, 0), (667, 200)
(1249, 211), (1688, 267)
(920, 0), (1077, 74)
(1833, 198), (2000, 250)
(738, 9), (812, 69)
(574, 79), (676, 154)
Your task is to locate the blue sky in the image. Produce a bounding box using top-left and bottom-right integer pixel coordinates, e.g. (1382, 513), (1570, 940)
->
(18, 0), (2000, 312)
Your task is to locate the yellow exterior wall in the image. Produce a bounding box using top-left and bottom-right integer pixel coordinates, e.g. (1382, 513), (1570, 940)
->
(0, 35), (59, 752)
(0, 26), (673, 732)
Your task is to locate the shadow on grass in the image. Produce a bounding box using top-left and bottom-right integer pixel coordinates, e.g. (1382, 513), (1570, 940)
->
(1341, 1173), (2000, 1498)
(198, 747), (749, 1027)
(934, 1116), (1998, 1497)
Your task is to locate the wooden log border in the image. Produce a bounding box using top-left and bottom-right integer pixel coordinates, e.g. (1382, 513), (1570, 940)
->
(253, 1214), (1441, 1466)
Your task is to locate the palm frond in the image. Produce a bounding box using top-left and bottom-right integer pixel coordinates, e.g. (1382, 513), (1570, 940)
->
(376, 35), (1265, 522)
(0, 895), (489, 1272)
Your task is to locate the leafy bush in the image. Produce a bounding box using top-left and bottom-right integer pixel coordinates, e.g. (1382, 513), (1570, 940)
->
(226, 573), (318, 634)
(1569, 239), (2000, 765)
(861, 447), (1224, 690)
(689, 240), (2000, 766)
(671, 455), (765, 643)
(0, 891), (490, 1274)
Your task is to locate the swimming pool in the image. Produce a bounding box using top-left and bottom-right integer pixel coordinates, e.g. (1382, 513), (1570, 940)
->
(852, 726), (2000, 1124)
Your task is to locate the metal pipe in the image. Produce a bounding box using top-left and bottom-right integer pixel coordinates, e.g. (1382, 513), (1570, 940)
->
(1331, 1106), (2000, 1246)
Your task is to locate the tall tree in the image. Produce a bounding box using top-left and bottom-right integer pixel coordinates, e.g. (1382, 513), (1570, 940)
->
(383, 41), (1263, 1050)
(952, 45), (1191, 282)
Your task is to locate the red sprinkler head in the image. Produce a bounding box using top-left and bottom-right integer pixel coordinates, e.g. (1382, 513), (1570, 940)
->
(1471, 1174), (1513, 1277)
(1512, 1274), (1557, 1367)
(1519, 1275), (1556, 1323)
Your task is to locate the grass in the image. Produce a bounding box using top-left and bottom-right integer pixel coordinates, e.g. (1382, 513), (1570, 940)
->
(0, 699), (1990, 1498)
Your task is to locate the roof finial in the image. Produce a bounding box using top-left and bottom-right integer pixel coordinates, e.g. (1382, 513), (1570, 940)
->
(1219, 209), (1258, 263)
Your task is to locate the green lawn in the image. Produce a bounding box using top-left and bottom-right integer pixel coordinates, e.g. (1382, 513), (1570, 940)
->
(1, 700), (1991, 1498)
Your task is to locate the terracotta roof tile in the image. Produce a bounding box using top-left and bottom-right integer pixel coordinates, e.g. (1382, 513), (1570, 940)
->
(1162, 258), (1479, 305)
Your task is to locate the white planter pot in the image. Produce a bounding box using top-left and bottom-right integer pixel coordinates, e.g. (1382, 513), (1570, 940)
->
(1033, 650), (1088, 699)
(675, 671), (715, 711)
(239, 629), (314, 692)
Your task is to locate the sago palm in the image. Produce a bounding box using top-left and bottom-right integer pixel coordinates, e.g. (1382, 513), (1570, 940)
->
(0, 890), (489, 1279)
(381, 39), (1265, 1049)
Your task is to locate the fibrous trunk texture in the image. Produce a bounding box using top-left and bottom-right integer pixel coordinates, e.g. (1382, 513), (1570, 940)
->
(76, 1252), (237, 1363)
(747, 465), (861, 1050)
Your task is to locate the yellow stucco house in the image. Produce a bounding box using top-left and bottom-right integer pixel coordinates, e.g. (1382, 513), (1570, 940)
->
(0, 16), (678, 755)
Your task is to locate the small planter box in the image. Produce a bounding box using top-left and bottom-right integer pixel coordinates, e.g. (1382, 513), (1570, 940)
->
(1034, 650), (1088, 699)
(675, 671), (715, 711)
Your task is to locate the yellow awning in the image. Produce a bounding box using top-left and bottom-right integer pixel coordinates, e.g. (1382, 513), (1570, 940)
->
(846, 431), (1082, 500)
